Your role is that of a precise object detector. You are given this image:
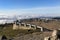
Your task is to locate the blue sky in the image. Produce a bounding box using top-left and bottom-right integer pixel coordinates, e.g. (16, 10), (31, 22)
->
(0, 0), (60, 16)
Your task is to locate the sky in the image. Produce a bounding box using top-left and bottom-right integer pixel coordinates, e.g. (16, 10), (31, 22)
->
(0, 0), (60, 16)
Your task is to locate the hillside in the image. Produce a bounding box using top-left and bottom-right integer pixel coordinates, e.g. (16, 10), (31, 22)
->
(0, 24), (38, 40)
(22, 19), (60, 30)
(0, 18), (60, 40)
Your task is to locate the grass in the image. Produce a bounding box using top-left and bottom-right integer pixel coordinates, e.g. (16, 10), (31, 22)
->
(0, 24), (37, 38)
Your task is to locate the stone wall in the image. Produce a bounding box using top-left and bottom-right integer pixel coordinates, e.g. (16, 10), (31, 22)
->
(13, 22), (43, 32)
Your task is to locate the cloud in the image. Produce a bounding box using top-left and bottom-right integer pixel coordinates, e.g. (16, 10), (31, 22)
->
(0, 6), (60, 16)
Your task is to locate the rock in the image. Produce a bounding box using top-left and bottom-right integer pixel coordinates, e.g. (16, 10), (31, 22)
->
(1, 35), (7, 40)
(51, 30), (58, 40)
(44, 37), (50, 40)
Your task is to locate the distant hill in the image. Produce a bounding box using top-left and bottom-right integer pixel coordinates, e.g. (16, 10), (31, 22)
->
(52, 17), (60, 19)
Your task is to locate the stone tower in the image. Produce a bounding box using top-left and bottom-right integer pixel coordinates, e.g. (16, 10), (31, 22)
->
(13, 22), (19, 30)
